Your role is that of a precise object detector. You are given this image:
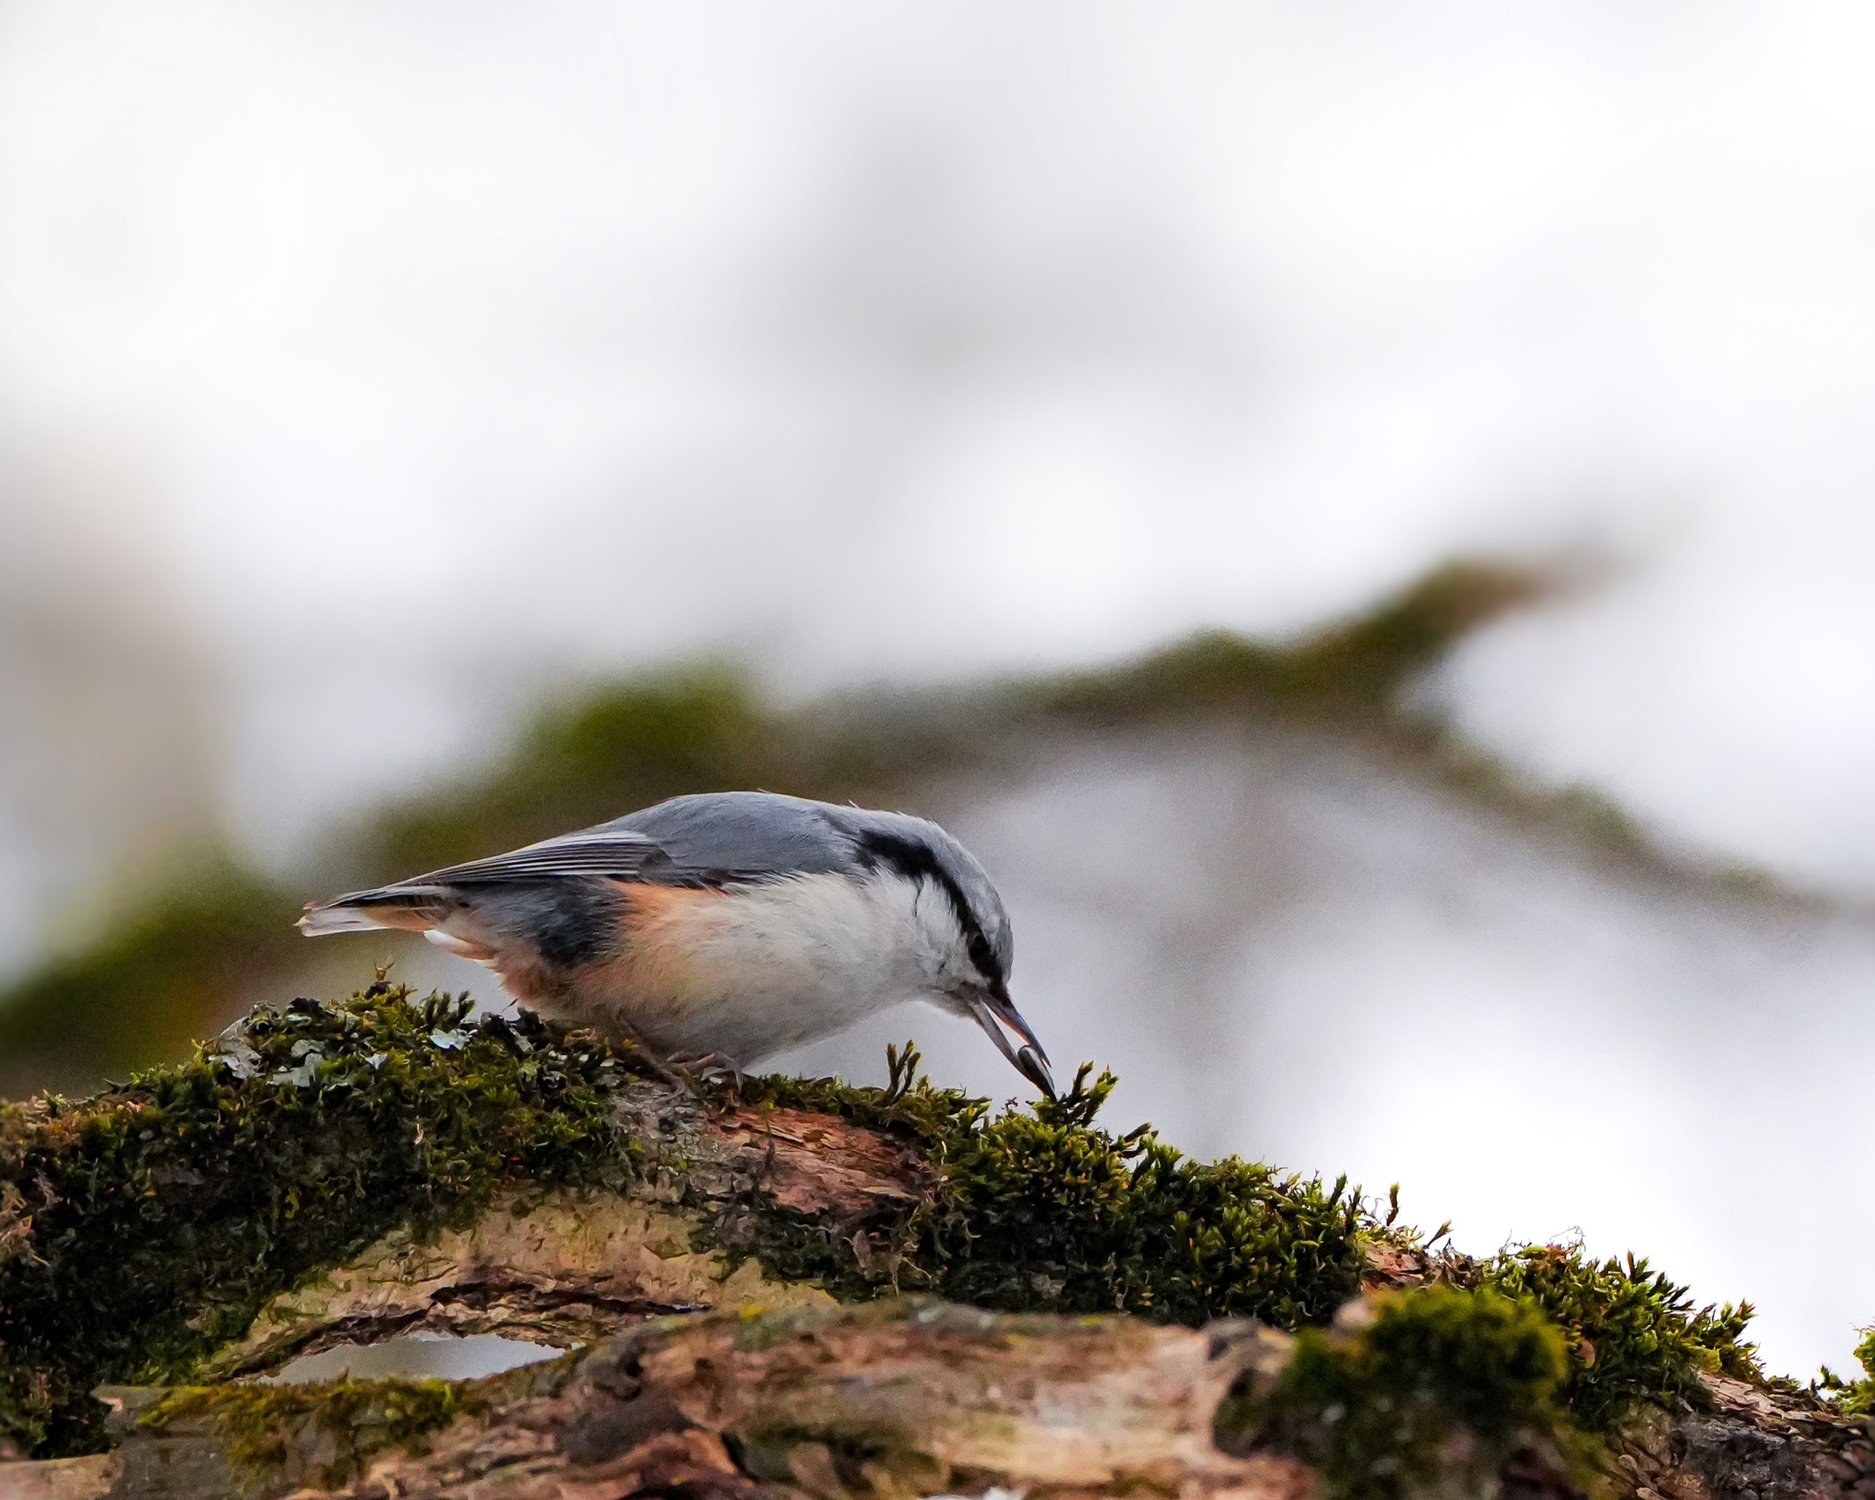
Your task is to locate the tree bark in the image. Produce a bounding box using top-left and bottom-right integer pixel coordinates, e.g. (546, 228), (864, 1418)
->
(30, 1301), (1320, 1500)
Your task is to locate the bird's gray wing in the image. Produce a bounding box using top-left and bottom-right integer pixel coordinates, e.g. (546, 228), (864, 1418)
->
(301, 822), (769, 938)
(406, 826), (765, 889)
(357, 792), (863, 903)
(604, 791), (862, 878)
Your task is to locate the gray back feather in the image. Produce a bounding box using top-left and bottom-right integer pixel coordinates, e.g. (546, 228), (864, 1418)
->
(608, 792), (863, 878)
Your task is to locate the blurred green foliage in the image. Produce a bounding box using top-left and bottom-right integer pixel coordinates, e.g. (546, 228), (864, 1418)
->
(0, 857), (299, 1089)
(1031, 559), (1543, 725)
(0, 559), (1627, 1093)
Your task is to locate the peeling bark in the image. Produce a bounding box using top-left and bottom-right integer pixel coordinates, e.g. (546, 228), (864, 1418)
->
(203, 1192), (837, 1379)
(51, 1302), (1328, 1500)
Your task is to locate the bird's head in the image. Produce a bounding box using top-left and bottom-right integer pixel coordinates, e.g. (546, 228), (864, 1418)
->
(851, 815), (1056, 1100)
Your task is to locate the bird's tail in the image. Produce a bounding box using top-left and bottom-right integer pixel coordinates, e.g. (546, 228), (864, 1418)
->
(297, 885), (452, 937)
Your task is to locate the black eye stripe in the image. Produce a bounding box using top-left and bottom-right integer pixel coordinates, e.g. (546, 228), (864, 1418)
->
(854, 831), (1004, 983)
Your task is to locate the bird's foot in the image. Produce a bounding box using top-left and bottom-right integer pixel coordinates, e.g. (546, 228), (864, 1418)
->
(599, 1030), (690, 1091)
(672, 1051), (748, 1101)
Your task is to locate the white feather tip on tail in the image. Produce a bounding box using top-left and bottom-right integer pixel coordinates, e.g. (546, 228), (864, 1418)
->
(298, 902), (392, 937)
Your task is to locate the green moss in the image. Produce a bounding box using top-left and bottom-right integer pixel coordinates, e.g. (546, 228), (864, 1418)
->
(140, 1376), (478, 1487)
(929, 1069), (1366, 1327)
(1481, 1243), (1757, 1432)
(1820, 1327), (1875, 1417)
(738, 1056), (1761, 1440)
(1215, 1286), (1577, 1500)
(739, 1040), (985, 1145)
(0, 987), (639, 1456)
(735, 1057), (1366, 1329)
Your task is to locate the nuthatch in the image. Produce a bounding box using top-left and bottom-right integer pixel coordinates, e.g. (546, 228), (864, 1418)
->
(299, 791), (1056, 1097)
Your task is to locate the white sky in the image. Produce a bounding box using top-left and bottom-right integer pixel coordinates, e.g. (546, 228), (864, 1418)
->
(3, 0), (1874, 1374)
(7, 5), (1875, 869)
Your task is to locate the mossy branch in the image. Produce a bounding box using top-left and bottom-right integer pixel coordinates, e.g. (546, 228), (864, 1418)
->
(1, 989), (1870, 1500)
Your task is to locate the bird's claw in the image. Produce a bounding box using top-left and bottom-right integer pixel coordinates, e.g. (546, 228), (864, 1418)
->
(674, 1051), (748, 1101)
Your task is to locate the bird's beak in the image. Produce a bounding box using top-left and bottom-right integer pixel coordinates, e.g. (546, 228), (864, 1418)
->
(964, 984), (1057, 1100)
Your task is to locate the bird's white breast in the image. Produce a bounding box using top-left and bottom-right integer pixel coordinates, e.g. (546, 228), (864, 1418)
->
(589, 870), (940, 1062)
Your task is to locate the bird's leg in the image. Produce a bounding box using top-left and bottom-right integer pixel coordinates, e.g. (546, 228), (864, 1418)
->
(672, 1051), (748, 1100)
(601, 1022), (741, 1103)
(596, 1021), (690, 1091)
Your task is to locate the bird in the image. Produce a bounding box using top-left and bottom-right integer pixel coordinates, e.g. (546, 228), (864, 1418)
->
(298, 790), (1056, 1097)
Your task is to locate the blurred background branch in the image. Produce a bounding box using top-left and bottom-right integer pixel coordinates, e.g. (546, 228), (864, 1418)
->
(0, 560), (1560, 1092)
